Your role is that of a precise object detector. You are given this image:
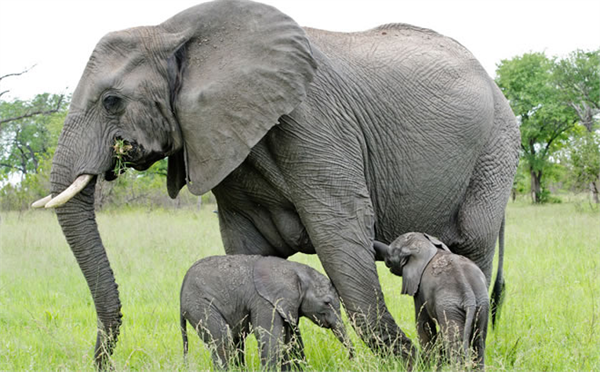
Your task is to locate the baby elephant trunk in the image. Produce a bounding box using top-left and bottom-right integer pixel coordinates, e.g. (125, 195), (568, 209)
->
(332, 321), (355, 359)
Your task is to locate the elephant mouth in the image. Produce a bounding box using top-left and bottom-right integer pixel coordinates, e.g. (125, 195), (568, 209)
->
(105, 138), (164, 180)
(33, 137), (167, 208)
(389, 256), (408, 276)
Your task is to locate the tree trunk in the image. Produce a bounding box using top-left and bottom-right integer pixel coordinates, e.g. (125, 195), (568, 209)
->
(530, 169), (542, 203)
(591, 179), (599, 204)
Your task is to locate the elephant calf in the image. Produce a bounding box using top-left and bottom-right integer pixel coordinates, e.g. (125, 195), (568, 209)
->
(374, 233), (489, 370)
(180, 255), (353, 370)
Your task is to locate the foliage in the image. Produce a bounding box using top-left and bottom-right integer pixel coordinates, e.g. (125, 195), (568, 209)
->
(1, 202), (598, 371)
(568, 132), (600, 187)
(553, 49), (600, 132)
(0, 93), (67, 209)
(496, 52), (587, 203)
(559, 130), (600, 202)
(0, 93), (66, 178)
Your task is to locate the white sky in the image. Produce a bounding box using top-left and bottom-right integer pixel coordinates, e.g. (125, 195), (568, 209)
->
(0, 0), (599, 101)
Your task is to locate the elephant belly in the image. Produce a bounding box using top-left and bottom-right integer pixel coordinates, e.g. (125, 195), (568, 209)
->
(371, 155), (474, 245)
(213, 164), (315, 258)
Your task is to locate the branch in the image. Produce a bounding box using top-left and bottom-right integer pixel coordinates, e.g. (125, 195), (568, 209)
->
(0, 94), (64, 127)
(24, 143), (39, 172)
(0, 162), (26, 174)
(0, 65), (36, 84)
(540, 120), (576, 159)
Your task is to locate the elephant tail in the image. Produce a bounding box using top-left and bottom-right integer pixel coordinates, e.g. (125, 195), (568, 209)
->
(181, 312), (189, 361)
(462, 304), (477, 356)
(490, 216), (506, 328)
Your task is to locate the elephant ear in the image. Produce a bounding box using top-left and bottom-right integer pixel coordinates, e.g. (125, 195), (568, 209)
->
(254, 257), (303, 327)
(163, 0), (317, 196)
(423, 233), (451, 252)
(398, 237), (438, 296)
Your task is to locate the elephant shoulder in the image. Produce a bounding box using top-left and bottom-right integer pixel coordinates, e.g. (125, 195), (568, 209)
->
(428, 251), (456, 277)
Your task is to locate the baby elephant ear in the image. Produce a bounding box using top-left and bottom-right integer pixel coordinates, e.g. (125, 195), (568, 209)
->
(253, 257), (302, 326)
(400, 235), (438, 296)
(423, 233), (451, 252)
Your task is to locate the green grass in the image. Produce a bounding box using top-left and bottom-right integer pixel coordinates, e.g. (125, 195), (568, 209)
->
(1, 201), (598, 371)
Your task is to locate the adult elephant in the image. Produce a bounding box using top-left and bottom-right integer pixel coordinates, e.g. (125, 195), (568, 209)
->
(33, 0), (519, 368)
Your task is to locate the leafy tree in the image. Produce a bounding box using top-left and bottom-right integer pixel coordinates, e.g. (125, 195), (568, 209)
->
(553, 49), (600, 203)
(565, 130), (600, 203)
(0, 93), (66, 180)
(496, 52), (579, 203)
(553, 49), (599, 132)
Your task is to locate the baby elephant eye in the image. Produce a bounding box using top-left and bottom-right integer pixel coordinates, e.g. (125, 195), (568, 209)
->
(103, 95), (123, 113)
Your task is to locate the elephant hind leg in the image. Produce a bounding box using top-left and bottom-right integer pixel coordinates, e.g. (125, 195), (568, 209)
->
(436, 310), (466, 369)
(191, 309), (236, 370)
(450, 92), (519, 282)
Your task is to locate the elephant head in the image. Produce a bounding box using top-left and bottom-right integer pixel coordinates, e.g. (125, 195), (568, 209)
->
(254, 258), (354, 357)
(376, 233), (450, 296)
(32, 0), (316, 366)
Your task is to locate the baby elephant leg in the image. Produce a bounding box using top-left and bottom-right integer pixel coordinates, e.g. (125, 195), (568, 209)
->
(281, 325), (306, 371)
(253, 312), (287, 371)
(436, 308), (466, 369)
(414, 298), (439, 367)
(192, 307), (236, 370)
(230, 333), (246, 369)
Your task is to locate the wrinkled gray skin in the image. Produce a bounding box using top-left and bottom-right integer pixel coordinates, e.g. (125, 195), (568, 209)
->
(47, 0), (519, 367)
(374, 234), (489, 370)
(179, 255), (353, 371)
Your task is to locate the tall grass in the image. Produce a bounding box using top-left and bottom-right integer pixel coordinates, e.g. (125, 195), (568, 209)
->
(1, 201), (598, 371)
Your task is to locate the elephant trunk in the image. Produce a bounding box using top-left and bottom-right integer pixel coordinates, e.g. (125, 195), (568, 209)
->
(50, 116), (122, 369)
(331, 321), (355, 359)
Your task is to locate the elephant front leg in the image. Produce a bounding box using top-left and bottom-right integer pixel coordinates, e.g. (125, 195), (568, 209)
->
(282, 325), (306, 371)
(253, 312), (287, 371)
(414, 297), (439, 368)
(295, 194), (417, 365)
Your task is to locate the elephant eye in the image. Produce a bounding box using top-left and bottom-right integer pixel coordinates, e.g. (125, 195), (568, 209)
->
(103, 95), (123, 114)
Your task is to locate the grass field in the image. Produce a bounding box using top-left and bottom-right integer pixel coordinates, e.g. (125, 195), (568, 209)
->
(1, 201), (599, 371)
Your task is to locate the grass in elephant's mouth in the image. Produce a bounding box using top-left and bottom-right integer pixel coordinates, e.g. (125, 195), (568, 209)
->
(112, 138), (133, 175)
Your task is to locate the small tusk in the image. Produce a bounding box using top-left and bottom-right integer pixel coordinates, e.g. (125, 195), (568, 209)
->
(45, 174), (94, 208)
(31, 195), (52, 209)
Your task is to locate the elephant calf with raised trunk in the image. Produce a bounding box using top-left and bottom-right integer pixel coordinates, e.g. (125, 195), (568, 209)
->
(374, 233), (489, 371)
(180, 255), (353, 370)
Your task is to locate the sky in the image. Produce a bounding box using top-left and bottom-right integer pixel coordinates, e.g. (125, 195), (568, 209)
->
(0, 0), (599, 101)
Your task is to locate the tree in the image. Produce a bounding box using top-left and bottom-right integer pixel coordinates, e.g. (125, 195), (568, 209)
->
(553, 49), (600, 203)
(565, 130), (600, 203)
(496, 52), (579, 203)
(553, 49), (599, 133)
(0, 93), (66, 180)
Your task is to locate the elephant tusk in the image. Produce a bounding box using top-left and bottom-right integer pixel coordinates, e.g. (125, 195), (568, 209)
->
(45, 174), (94, 208)
(31, 195), (53, 209)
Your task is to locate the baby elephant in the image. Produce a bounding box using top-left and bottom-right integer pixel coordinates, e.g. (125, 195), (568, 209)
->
(374, 233), (489, 370)
(180, 255), (353, 370)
